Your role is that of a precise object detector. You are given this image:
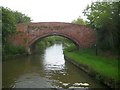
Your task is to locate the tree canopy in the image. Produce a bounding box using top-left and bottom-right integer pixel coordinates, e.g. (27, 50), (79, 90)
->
(83, 2), (119, 52)
(72, 16), (88, 25)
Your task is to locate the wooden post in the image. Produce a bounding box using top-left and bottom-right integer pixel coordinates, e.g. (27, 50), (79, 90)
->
(95, 44), (98, 56)
(27, 47), (32, 55)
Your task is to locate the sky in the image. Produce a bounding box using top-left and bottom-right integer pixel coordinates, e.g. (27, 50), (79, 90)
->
(0, 0), (96, 22)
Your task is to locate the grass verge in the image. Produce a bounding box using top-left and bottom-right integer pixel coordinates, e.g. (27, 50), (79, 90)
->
(64, 48), (119, 81)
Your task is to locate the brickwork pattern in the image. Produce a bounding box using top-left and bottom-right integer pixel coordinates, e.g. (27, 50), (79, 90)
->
(9, 22), (96, 48)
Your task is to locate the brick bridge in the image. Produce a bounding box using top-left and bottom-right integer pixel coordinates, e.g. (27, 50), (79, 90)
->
(9, 22), (96, 54)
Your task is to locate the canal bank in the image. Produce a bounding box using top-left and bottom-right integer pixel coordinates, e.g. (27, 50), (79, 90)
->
(64, 51), (119, 89)
(2, 53), (28, 61)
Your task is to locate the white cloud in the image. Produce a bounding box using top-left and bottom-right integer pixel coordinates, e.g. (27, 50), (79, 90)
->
(1, 0), (92, 22)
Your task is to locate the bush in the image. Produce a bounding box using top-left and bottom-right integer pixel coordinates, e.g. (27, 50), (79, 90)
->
(3, 44), (26, 55)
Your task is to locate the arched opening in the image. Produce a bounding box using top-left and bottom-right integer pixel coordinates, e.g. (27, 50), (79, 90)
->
(28, 33), (79, 54)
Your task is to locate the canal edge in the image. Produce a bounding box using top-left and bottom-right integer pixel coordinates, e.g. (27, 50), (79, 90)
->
(64, 55), (119, 89)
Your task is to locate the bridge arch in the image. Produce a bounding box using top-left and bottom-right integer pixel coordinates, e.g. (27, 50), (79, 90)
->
(27, 32), (80, 54)
(28, 32), (80, 48)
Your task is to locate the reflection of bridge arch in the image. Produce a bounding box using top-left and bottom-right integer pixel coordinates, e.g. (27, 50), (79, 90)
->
(9, 22), (96, 54)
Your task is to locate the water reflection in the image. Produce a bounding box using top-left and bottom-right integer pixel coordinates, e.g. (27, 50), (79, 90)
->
(43, 44), (65, 71)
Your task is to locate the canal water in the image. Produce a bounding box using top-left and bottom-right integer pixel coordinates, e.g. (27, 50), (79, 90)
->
(3, 43), (107, 89)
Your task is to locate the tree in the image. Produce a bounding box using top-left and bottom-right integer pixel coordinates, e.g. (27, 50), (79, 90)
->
(83, 2), (119, 52)
(2, 7), (16, 46)
(72, 16), (88, 25)
(14, 11), (31, 23)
